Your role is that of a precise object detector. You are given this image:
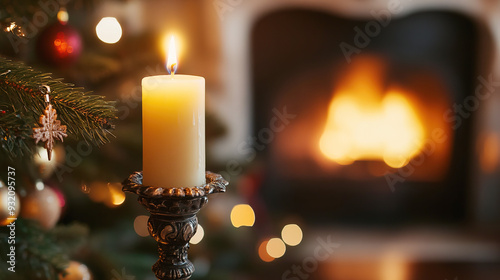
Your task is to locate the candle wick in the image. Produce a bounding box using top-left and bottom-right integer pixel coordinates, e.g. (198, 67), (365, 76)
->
(170, 63), (177, 77)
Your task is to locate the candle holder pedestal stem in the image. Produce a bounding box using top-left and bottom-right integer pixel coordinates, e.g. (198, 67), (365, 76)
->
(122, 171), (227, 280)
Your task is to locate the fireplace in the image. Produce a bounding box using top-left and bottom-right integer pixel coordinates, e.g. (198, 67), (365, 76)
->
(248, 8), (485, 225)
(211, 0), (500, 226)
(263, 54), (452, 180)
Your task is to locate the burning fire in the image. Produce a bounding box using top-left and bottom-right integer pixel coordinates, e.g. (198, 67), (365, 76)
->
(319, 57), (425, 168)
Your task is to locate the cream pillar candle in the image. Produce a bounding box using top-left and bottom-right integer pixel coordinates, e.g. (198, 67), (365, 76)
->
(142, 75), (205, 188)
(142, 37), (205, 188)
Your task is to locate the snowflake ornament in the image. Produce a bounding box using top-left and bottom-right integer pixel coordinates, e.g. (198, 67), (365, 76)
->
(33, 104), (67, 160)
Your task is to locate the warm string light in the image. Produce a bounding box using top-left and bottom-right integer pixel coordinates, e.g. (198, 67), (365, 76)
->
(96, 17), (122, 44)
(57, 8), (69, 24)
(258, 239), (275, 262)
(228, 203), (304, 261)
(230, 204), (255, 228)
(35, 180), (45, 191)
(266, 238), (286, 258)
(84, 182), (125, 207)
(190, 224), (205, 245)
(281, 224), (303, 246)
(3, 21), (25, 37)
(256, 224), (304, 262)
(3, 22), (16, 32)
(133, 215), (150, 237)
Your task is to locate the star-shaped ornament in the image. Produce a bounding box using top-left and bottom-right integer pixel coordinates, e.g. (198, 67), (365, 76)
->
(33, 104), (67, 160)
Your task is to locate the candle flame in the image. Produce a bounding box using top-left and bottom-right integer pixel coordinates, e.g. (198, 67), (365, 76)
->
(167, 36), (178, 75)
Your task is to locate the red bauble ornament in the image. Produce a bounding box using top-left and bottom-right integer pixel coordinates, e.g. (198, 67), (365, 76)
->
(37, 21), (82, 67)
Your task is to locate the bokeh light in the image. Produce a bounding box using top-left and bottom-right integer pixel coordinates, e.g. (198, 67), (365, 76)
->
(281, 224), (303, 246)
(258, 239), (275, 262)
(230, 204), (255, 228)
(36, 146), (53, 163)
(266, 238), (286, 259)
(133, 215), (149, 237)
(35, 180), (45, 191)
(96, 17), (122, 44)
(190, 224), (204, 245)
(108, 183), (126, 206)
(87, 182), (126, 207)
(57, 8), (68, 24)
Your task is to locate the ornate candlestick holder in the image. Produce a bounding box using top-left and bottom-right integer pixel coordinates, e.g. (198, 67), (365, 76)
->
(122, 171), (227, 280)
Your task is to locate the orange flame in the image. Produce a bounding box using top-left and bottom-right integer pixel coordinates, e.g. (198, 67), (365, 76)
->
(319, 58), (425, 168)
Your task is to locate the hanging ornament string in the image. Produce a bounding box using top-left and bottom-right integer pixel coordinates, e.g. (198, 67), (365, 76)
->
(32, 85), (68, 161)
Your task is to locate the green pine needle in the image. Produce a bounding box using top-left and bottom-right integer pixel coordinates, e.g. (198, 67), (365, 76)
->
(0, 56), (117, 158)
(0, 219), (90, 280)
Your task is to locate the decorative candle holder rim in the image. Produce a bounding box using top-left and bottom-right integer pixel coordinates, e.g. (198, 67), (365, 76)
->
(122, 171), (227, 280)
(122, 171), (227, 198)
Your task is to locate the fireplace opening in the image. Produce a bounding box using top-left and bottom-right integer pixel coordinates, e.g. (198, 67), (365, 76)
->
(252, 9), (484, 225)
(294, 55), (452, 180)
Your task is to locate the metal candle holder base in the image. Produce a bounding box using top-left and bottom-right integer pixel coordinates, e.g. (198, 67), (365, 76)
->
(122, 171), (227, 280)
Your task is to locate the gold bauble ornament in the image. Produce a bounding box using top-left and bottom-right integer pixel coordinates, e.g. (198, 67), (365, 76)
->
(59, 261), (92, 280)
(0, 182), (21, 226)
(20, 182), (61, 230)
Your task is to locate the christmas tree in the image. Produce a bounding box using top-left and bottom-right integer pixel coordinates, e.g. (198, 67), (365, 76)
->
(0, 2), (117, 278)
(1, 1), (275, 280)
(0, 0), (121, 278)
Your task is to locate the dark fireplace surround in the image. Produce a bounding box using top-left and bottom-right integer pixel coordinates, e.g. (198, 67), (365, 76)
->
(251, 9), (492, 226)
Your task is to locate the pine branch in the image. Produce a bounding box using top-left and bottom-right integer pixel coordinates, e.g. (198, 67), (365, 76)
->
(0, 56), (117, 158)
(0, 219), (89, 280)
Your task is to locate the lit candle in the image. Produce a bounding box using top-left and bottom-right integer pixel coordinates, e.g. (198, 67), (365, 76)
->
(142, 36), (205, 188)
